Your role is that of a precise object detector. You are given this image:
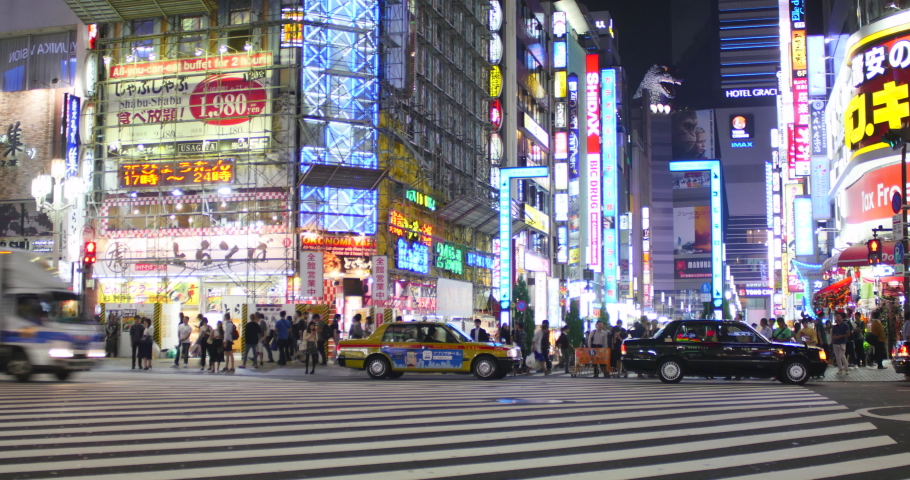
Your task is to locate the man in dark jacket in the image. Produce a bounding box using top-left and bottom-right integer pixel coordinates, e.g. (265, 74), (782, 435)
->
(105, 317), (120, 358)
(471, 319), (489, 342)
(129, 319), (145, 369)
(555, 325), (571, 373)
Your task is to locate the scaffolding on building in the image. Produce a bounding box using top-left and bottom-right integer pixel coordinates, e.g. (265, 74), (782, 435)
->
(87, 6), (303, 307)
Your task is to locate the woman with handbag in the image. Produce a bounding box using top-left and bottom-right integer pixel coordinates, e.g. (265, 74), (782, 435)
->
(301, 323), (319, 374)
(196, 317), (212, 371)
(209, 321), (224, 373)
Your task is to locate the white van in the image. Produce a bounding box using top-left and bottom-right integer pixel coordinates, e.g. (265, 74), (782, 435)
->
(0, 249), (101, 381)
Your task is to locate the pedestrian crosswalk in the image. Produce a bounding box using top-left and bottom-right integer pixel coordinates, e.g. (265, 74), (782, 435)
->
(0, 376), (908, 479)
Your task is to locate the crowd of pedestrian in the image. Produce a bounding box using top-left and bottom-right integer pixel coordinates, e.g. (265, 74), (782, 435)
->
(752, 310), (890, 374)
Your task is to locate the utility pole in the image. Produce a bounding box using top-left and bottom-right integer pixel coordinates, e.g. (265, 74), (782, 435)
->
(880, 130), (910, 345)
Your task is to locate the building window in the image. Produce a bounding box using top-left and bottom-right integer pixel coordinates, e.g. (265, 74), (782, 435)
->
(178, 15), (204, 57)
(131, 18), (155, 60)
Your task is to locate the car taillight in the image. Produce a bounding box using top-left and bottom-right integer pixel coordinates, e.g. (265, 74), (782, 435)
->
(899, 345), (909, 357)
(621, 344), (626, 355)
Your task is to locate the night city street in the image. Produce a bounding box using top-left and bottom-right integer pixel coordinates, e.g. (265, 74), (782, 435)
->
(5, 0), (910, 478)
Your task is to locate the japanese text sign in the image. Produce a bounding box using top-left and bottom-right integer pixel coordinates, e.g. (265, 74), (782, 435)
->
(118, 158), (234, 188)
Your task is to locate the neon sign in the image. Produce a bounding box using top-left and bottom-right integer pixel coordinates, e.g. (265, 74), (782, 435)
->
(523, 113), (549, 148)
(552, 11), (567, 38)
(554, 131), (568, 160)
(118, 158), (234, 188)
(388, 210), (432, 245)
(601, 68), (617, 301)
(556, 225), (568, 263)
(555, 71), (567, 99)
(585, 54), (602, 272)
(405, 189), (437, 211)
(498, 167), (548, 309)
(63, 94), (81, 178)
(490, 100), (503, 131)
(490, 66), (503, 98)
(794, 196), (814, 256)
(396, 238), (429, 274)
(435, 242), (463, 275)
(466, 252), (493, 269)
(553, 41), (567, 69)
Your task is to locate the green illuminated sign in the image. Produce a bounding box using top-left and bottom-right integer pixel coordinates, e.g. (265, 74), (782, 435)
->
(435, 242), (463, 275)
(406, 189), (437, 211)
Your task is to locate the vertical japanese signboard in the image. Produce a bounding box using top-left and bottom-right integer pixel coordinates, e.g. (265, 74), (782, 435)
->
(63, 93), (80, 178)
(300, 251), (324, 298)
(371, 255), (388, 303)
(601, 68), (618, 302)
(585, 54), (602, 272)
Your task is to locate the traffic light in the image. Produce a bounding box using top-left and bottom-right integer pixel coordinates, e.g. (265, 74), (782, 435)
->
(881, 127), (910, 150)
(83, 242), (97, 267)
(867, 238), (883, 265)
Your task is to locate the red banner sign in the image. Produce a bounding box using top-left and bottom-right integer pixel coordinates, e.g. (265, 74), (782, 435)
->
(844, 162), (910, 225)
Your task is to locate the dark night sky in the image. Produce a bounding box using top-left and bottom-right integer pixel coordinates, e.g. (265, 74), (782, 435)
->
(580, 0), (674, 93)
(579, 0), (717, 110)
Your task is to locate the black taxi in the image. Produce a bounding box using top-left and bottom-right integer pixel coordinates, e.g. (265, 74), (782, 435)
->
(621, 320), (828, 384)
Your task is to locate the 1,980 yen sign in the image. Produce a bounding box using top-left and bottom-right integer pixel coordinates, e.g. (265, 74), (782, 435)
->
(188, 75), (268, 126)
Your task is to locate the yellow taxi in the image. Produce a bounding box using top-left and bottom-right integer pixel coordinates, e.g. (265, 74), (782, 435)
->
(337, 322), (521, 379)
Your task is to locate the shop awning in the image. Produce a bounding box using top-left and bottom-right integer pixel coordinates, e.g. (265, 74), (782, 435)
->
(299, 164), (388, 191)
(814, 277), (852, 298)
(436, 196), (499, 235)
(825, 241), (898, 268)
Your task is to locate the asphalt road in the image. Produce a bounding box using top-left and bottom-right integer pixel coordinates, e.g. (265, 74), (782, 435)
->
(808, 381), (910, 460)
(0, 370), (909, 479)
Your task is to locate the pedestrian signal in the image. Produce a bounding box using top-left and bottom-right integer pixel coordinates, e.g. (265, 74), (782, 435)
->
(867, 239), (883, 265)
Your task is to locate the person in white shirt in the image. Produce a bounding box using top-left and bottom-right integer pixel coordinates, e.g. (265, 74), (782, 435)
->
(173, 313), (192, 368)
(587, 321), (610, 377)
(758, 318), (773, 340)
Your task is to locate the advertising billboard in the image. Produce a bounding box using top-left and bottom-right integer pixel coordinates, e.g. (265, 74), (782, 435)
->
(843, 162), (910, 227)
(669, 161), (723, 305)
(105, 53), (273, 146)
(93, 233), (292, 278)
(671, 110), (715, 159)
(841, 28), (910, 154)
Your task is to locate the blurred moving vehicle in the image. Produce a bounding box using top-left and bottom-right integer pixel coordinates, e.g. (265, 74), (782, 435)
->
(337, 322), (520, 379)
(0, 250), (101, 381)
(622, 319), (828, 385)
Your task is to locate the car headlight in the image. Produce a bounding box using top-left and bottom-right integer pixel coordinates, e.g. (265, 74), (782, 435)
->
(507, 347), (521, 359)
(818, 349), (827, 361)
(88, 350), (106, 358)
(49, 348), (75, 358)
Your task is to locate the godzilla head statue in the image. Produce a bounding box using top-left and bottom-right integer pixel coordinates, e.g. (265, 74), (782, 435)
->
(633, 65), (682, 106)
